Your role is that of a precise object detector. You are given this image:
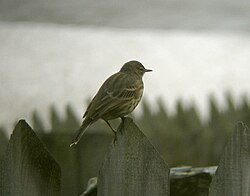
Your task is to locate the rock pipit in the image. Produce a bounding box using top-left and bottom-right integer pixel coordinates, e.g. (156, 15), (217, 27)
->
(70, 60), (152, 146)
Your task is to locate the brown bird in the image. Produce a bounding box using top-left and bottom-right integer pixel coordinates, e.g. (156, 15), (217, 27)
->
(70, 60), (152, 146)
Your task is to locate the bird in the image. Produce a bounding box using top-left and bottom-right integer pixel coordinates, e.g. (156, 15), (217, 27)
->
(70, 60), (152, 147)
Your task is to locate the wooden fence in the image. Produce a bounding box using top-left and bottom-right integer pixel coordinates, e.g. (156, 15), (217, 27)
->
(0, 118), (249, 196)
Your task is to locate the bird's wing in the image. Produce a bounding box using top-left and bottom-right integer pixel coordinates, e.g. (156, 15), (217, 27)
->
(85, 72), (141, 120)
(106, 86), (139, 100)
(82, 96), (95, 118)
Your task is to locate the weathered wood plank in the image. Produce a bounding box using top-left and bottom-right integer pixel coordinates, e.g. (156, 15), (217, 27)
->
(97, 117), (170, 196)
(0, 120), (61, 196)
(171, 166), (216, 196)
(209, 122), (250, 196)
(83, 166), (216, 196)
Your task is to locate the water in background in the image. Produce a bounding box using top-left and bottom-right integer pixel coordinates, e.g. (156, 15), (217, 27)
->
(0, 0), (250, 31)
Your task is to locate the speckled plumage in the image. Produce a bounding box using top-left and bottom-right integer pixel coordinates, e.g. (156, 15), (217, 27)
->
(70, 60), (152, 146)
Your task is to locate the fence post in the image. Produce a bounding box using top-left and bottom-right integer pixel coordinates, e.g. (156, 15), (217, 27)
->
(97, 117), (170, 196)
(209, 122), (250, 196)
(0, 120), (61, 196)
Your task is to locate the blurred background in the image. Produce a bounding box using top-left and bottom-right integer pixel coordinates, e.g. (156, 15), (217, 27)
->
(0, 0), (250, 195)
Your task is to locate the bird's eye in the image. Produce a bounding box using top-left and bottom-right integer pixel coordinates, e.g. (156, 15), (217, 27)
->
(140, 67), (144, 72)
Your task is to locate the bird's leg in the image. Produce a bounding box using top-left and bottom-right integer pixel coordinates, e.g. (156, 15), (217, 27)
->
(119, 116), (127, 135)
(104, 120), (117, 134)
(120, 116), (126, 122)
(104, 120), (117, 145)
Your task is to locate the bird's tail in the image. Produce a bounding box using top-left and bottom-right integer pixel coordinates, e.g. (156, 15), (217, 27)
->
(70, 117), (92, 147)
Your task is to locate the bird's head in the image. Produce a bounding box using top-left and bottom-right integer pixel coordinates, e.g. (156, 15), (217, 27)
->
(120, 60), (152, 77)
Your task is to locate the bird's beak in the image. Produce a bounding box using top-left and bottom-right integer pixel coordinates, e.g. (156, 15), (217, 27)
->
(144, 68), (152, 72)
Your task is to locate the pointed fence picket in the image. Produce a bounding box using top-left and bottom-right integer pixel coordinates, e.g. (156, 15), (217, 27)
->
(0, 119), (250, 196)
